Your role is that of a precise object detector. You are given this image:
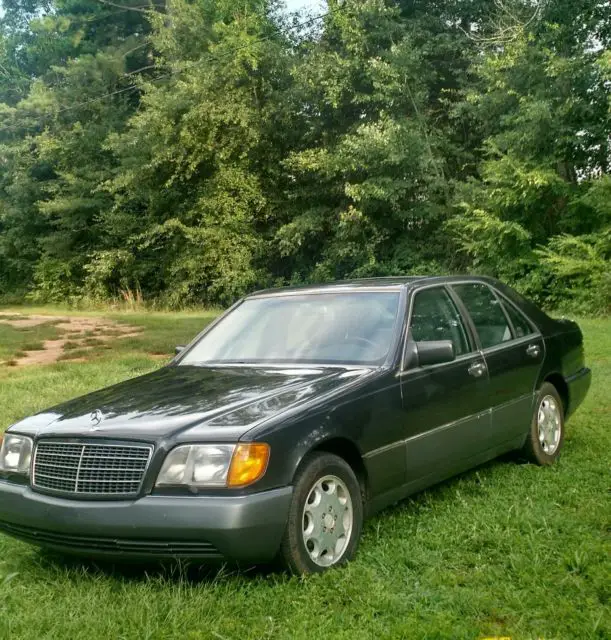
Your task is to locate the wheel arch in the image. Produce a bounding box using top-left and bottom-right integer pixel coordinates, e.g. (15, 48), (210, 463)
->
(542, 372), (569, 416)
(296, 437), (369, 503)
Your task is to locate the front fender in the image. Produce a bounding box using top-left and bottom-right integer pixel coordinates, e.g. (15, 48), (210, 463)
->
(263, 410), (366, 489)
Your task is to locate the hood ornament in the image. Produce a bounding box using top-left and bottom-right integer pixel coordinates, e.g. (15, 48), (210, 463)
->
(90, 409), (103, 429)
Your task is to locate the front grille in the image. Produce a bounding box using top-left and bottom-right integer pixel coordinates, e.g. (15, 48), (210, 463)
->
(32, 441), (153, 497)
(0, 522), (220, 557)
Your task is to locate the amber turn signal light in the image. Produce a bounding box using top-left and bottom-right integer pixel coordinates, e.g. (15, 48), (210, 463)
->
(227, 443), (270, 488)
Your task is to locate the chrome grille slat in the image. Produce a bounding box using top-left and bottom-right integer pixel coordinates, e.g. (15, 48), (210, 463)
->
(33, 441), (153, 498)
(35, 472), (82, 481)
(80, 456), (152, 461)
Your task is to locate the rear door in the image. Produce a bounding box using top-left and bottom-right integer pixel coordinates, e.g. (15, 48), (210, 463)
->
(451, 283), (544, 447)
(400, 286), (491, 486)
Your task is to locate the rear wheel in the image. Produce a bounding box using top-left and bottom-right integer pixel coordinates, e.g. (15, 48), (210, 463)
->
(521, 382), (565, 465)
(279, 452), (363, 574)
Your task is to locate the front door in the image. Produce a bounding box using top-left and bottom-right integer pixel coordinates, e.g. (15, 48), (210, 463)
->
(400, 286), (491, 487)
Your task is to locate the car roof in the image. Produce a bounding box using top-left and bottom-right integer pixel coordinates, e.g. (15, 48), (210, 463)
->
(246, 275), (500, 297)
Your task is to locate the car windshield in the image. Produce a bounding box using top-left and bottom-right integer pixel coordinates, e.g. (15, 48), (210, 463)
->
(180, 291), (401, 366)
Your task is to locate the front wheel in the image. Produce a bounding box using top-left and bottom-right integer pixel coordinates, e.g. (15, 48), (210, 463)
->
(521, 382), (565, 465)
(279, 452), (363, 574)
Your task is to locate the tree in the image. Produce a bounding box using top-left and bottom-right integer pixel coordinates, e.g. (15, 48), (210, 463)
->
(103, 0), (287, 305)
(0, 0), (151, 298)
(447, 0), (610, 312)
(0, 0), (608, 313)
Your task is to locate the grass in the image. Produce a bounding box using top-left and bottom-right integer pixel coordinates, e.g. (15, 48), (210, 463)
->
(0, 320), (61, 362)
(0, 310), (609, 639)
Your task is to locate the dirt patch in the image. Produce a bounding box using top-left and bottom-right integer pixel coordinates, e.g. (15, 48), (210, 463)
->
(0, 315), (61, 329)
(0, 312), (143, 366)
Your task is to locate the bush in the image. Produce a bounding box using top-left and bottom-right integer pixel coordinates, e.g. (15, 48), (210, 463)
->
(534, 230), (611, 316)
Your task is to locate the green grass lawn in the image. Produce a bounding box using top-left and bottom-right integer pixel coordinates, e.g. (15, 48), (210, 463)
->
(0, 311), (609, 639)
(0, 320), (62, 363)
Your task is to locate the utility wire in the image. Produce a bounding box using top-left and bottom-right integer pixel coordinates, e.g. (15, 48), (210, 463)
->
(93, 0), (165, 15)
(2, 7), (336, 135)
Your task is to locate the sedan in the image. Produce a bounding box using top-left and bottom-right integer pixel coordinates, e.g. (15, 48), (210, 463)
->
(0, 276), (591, 573)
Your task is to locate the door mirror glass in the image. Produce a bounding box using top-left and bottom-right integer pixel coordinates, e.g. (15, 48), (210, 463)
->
(415, 340), (455, 366)
(175, 345), (186, 355)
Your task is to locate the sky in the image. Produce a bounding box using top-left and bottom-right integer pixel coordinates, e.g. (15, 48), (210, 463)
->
(284, 0), (326, 14)
(0, 1), (325, 18)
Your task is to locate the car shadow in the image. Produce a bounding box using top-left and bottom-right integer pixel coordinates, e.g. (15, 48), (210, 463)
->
(366, 452), (519, 522)
(33, 548), (279, 584)
(32, 453), (520, 584)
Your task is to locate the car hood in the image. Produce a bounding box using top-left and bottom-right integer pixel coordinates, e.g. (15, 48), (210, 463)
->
(11, 365), (374, 442)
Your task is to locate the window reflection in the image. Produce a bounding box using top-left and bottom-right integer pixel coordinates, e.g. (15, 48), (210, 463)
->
(181, 292), (401, 366)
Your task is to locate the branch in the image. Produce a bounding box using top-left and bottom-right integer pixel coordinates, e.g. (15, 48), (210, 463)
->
(94, 0), (163, 14)
(121, 42), (151, 58)
(124, 64), (157, 76)
(458, 1), (542, 45)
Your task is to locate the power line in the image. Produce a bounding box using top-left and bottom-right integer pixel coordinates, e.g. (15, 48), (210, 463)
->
(2, 7), (335, 135)
(93, 0), (165, 15)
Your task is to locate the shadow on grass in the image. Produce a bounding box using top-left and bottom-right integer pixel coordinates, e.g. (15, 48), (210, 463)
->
(28, 453), (523, 584)
(367, 451), (520, 520)
(33, 548), (282, 585)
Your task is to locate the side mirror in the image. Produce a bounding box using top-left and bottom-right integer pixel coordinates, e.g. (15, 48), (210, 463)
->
(175, 345), (186, 355)
(415, 340), (455, 367)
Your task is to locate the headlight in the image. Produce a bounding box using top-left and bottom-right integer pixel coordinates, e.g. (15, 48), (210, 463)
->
(156, 443), (270, 488)
(0, 434), (33, 475)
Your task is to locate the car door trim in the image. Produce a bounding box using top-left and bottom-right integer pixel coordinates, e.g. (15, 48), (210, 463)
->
(364, 408), (491, 459)
(365, 389), (534, 461)
(446, 285), (482, 351)
(362, 440), (405, 460)
(403, 410), (489, 444)
(488, 391), (534, 414)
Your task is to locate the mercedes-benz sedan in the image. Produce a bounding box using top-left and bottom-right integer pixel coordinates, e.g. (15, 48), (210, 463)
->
(0, 277), (591, 573)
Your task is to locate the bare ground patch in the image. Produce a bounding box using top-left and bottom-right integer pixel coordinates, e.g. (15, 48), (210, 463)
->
(0, 313), (143, 366)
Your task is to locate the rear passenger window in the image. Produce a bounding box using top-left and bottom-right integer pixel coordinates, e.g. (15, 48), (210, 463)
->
(501, 300), (534, 338)
(410, 287), (471, 356)
(452, 283), (512, 349)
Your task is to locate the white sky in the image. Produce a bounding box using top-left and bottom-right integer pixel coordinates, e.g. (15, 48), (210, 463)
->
(284, 0), (326, 14)
(0, 1), (325, 20)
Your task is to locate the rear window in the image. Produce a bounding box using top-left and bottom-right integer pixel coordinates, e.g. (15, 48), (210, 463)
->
(501, 299), (535, 338)
(452, 283), (512, 349)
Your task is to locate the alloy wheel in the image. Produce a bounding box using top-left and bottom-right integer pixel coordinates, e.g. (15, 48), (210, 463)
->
(301, 474), (353, 567)
(537, 395), (562, 455)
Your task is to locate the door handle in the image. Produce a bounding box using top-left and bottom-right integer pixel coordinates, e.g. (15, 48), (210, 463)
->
(526, 344), (541, 358)
(468, 362), (486, 378)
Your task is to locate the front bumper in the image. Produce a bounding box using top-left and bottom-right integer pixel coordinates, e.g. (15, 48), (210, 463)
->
(0, 481), (293, 562)
(566, 367), (592, 418)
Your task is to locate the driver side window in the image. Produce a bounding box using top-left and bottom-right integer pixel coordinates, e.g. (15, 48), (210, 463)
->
(410, 287), (471, 356)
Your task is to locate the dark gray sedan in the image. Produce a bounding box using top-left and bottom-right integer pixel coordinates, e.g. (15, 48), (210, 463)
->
(0, 277), (591, 573)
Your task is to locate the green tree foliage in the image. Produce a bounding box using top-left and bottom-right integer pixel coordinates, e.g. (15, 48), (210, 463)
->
(102, 0), (286, 305)
(0, 0), (609, 313)
(0, 0), (152, 298)
(448, 1), (610, 312)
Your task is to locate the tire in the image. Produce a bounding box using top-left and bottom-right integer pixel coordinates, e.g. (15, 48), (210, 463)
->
(278, 452), (363, 574)
(521, 382), (565, 465)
